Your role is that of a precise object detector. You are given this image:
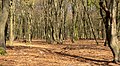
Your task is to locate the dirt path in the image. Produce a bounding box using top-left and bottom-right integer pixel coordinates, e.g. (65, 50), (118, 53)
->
(0, 40), (120, 66)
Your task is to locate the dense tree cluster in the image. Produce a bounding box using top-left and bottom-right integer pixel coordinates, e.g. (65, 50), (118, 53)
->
(7, 0), (108, 43)
(0, 0), (120, 63)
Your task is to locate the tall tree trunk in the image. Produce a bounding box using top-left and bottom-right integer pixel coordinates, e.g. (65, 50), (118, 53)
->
(0, 0), (9, 54)
(110, 0), (119, 63)
(10, 0), (15, 45)
(28, 10), (33, 43)
(99, 0), (111, 46)
(100, 0), (120, 63)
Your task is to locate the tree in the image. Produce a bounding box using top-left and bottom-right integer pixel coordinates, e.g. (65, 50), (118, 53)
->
(0, 0), (9, 54)
(110, 0), (120, 63)
(99, 0), (120, 63)
(10, 0), (15, 45)
(99, 0), (111, 46)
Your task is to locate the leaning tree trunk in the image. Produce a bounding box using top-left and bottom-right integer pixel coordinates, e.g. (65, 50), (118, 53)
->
(0, 0), (9, 55)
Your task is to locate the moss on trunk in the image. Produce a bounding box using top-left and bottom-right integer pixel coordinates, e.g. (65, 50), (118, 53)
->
(0, 47), (6, 55)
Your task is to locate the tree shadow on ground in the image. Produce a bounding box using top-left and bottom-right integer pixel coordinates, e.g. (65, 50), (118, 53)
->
(55, 52), (115, 65)
(6, 45), (54, 54)
(6, 46), (33, 50)
(62, 44), (109, 51)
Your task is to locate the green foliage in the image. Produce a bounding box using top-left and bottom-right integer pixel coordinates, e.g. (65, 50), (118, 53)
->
(87, 0), (100, 9)
(0, 47), (7, 55)
(118, 16), (120, 20)
(87, 0), (94, 6)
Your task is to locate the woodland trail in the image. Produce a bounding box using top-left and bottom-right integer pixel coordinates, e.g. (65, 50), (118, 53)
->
(0, 40), (119, 66)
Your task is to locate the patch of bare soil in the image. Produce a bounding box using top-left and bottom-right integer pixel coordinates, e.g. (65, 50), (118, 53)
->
(0, 40), (120, 66)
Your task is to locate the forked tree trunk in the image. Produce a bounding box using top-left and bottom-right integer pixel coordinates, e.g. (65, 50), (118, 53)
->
(99, 0), (120, 63)
(0, 0), (9, 54)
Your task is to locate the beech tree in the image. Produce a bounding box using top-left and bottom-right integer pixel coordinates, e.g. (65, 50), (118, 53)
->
(100, 0), (120, 63)
(0, 0), (9, 54)
(10, 0), (15, 45)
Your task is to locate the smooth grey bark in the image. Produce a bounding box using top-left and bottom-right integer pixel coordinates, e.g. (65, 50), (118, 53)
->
(110, 0), (120, 63)
(0, 0), (9, 54)
(10, 0), (15, 45)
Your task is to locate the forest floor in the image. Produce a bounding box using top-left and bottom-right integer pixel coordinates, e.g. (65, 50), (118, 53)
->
(0, 39), (120, 66)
